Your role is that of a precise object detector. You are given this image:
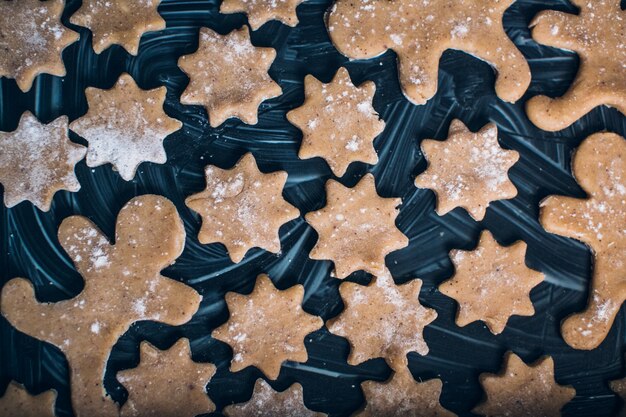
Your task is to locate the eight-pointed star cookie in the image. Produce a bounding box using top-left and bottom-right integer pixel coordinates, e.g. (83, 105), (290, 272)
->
(0, 195), (202, 417)
(70, 0), (166, 55)
(70, 73), (182, 181)
(220, 0), (305, 30)
(178, 26), (282, 127)
(212, 274), (323, 380)
(118, 338), (216, 417)
(305, 174), (408, 279)
(327, 0), (530, 105)
(286, 67), (385, 177)
(473, 352), (575, 417)
(185, 153), (299, 263)
(526, 0), (626, 131)
(0, 382), (57, 417)
(439, 231), (544, 335)
(415, 120), (519, 221)
(540, 132), (626, 350)
(0, 112), (86, 211)
(0, 0), (78, 92)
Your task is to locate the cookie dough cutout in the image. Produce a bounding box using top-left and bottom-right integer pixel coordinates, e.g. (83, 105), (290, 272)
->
(185, 153), (299, 263)
(440, 231), (544, 334)
(118, 338), (216, 417)
(306, 174), (408, 279)
(70, 0), (166, 55)
(415, 120), (519, 221)
(540, 133), (626, 350)
(527, 1), (626, 131)
(0, 195), (202, 417)
(473, 352), (575, 417)
(0, 382), (57, 417)
(220, 0), (305, 30)
(327, 0), (530, 105)
(212, 274), (323, 380)
(0, 112), (86, 211)
(223, 379), (325, 417)
(178, 26), (282, 127)
(286, 67), (385, 177)
(70, 73), (182, 181)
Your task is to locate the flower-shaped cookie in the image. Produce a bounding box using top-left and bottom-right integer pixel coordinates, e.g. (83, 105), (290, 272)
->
(221, 0), (305, 30)
(0, 382), (57, 417)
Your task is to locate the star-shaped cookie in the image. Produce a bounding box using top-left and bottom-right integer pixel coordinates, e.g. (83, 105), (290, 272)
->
(178, 26), (282, 127)
(70, 73), (182, 181)
(415, 120), (519, 221)
(327, 0), (530, 105)
(0, 112), (86, 211)
(286, 67), (385, 177)
(185, 153), (299, 263)
(305, 174), (408, 279)
(610, 371), (626, 417)
(212, 274), (323, 380)
(0, 382), (56, 417)
(220, 0), (305, 30)
(526, 0), (626, 131)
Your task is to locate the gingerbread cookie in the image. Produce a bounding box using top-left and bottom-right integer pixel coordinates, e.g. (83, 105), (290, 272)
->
(327, 0), (530, 105)
(178, 26), (282, 127)
(526, 1), (626, 131)
(70, 0), (166, 55)
(70, 73), (182, 181)
(0, 0), (78, 92)
(220, 0), (305, 30)
(0, 112), (86, 211)
(118, 338), (216, 417)
(610, 374), (626, 417)
(0, 382), (56, 417)
(185, 153), (299, 263)
(473, 352), (575, 417)
(286, 67), (385, 177)
(0, 195), (202, 417)
(439, 231), (544, 335)
(212, 274), (323, 380)
(305, 174), (408, 279)
(540, 133), (626, 350)
(414, 120), (519, 221)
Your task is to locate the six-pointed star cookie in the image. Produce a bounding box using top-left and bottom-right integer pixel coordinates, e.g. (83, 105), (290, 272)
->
(212, 274), (323, 380)
(305, 174), (408, 279)
(70, 73), (182, 181)
(220, 0), (305, 30)
(70, 0), (166, 55)
(0, 112), (86, 211)
(118, 338), (216, 417)
(185, 153), (299, 263)
(178, 26), (282, 127)
(286, 67), (385, 177)
(415, 120), (519, 221)
(0, 382), (57, 417)
(526, 0), (626, 131)
(440, 231), (544, 334)
(327, 0), (530, 105)
(540, 133), (626, 350)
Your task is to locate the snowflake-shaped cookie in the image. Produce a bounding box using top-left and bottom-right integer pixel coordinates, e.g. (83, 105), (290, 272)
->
(415, 120), (519, 221)
(0, 112), (86, 211)
(287, 67), (385, 177)
(327, 0), (530, 105)
(527, 0), (626, 131)
(0, 382), (56, 417)
(178, 26), (282, 127)
(540, 133), (626, 350)
(221, 0), (305, 30)
(70, 73), (182, 181)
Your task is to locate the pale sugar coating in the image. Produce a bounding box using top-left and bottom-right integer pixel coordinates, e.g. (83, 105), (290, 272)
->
(0, 382), (56, 417)
(220, 0), (305, 30)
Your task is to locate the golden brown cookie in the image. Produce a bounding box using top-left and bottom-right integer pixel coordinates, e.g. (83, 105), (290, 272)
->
(185, 153), (299, 263)
(70, 0), (166, 55)
(0, 112), (86, 211)
(212, 274), (323, 380)
(220, 0), (304, 30)
(473, 352), (575, 417)
(327, 0), (530, 105)
(305, 174), (408, 279)
(439, 231), (544, 335)
(0, 0), (78, 92)
(0, 382), (57, 417)
(286, 67), (385, 177)
(178, 26), (282, 127)
(540, 133), (626, 350)
(118, 338), (216, 417)
(0, 195), (202, 417)
(414, 120), (519, 221)
(70, 73), (182, 181)
(526, 1), (626, 131)
(610, 374), (626, 417)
